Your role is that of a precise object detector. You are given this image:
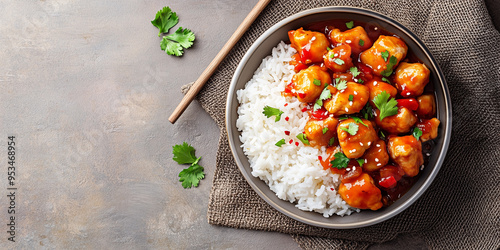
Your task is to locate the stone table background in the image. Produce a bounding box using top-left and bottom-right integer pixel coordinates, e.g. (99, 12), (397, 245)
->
(0, 0), (497, 249)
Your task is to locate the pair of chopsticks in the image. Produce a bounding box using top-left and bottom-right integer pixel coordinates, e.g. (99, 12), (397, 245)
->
(169, 0), (271, 124)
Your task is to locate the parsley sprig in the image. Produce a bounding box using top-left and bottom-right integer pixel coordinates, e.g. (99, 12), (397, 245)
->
(160, 27), (195, 56)
(314, 85), (332, 111)
(331, 152), (350, 169)
(275, 139), (286, 147)
(381, 55), (398, 77)
(172, 142), (205, 188)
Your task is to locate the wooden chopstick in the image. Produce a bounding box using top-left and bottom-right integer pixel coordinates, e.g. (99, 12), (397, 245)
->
(168, 0), (271, 124)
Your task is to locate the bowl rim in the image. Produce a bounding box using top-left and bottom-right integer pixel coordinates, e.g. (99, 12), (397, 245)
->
(225, 6), (452, 229)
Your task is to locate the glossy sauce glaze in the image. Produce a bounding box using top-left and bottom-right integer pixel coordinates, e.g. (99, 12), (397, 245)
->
(285, 19), (440, 209)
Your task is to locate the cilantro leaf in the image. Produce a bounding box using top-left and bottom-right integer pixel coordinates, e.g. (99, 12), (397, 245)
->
(313, 99), (323, 111)
(381, 50), (389, 62)
(296, 133), (310, 145)
(352, 117), (368, 127)
(161, 27), (196, 56)
(275, 139), (286, 147)
(358, 79), (364, 84)
(413, 127), (423, 141)
(340, 122), (359, 136)
(361, 103), (373, 119)
(381, 77), (391, 83)
(329, 137), (335, 146)
(313, 78), (321, 86)
(322, 127), (328, 134)
(172, 142), (197, 164)
(357, 159), (365, 167)
(151, 6), (179, 36)
(381, 55), (398, 77)
(359, 39), (365, 46)
(379, 130), (386, 140)
(348, 94), (354, 102)
(178, 163), (205, 188)
(350, 67), (360, 77)
(319, 85), (332, 100)
(346, 21), (354, 29)
(161, 38), (183, 56)
(338, 116), (349, 120)
(263, 106), (284, 122)
(334, 58), (345, 65)
(373, 91), (399, 121)
(331, 152), (350, 169)
(336, 79), (347, 91)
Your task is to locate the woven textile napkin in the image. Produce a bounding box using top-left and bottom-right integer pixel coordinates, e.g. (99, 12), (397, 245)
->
(193, 0), (500, 249)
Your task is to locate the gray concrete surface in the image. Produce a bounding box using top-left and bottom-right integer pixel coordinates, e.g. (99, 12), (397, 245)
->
(3, 0), (496, 249)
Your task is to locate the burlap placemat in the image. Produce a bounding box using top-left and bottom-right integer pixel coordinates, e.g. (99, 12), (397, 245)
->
(192, 0), (500, 249)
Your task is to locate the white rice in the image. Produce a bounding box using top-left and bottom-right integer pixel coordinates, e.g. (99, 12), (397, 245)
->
(236, 42), (358, 217)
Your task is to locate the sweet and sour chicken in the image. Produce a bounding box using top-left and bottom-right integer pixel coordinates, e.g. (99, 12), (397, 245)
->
(286, 21), (440, 210)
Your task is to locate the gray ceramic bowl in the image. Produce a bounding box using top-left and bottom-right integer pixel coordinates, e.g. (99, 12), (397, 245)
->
(226, 7), (452, 229)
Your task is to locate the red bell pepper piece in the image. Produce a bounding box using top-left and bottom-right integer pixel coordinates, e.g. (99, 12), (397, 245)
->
(397, 98), (418, 111)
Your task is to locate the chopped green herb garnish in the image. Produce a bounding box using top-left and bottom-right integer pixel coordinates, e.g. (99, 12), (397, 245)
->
(352, 117), (368, 127)
(381, 50), (389, 62)
(262, 106), (284, 122)
(380, 131), (386, 140)
(275, 139), (286, 147)
(172, 142), (205, 188)
(357, 159), (365, 167)
(359, 39), (365, 46)
(151, 6), (179, 36)
(373, 91), (398, 121)
(358, 79), (364, 84)
(322, 127), (329, 134)
(348, 94), (354, 102)
(340, 122), (359, 136)
(338, 116), (349, 120)
(313, 99), (323, 111)
(336, 79), (347, 91)
(329, 53), (335, 59)
(329, 137), (335, 146)
(313, 78), (321, 86)
(381, 77), (391, 83)
(413, 127), (423, 141)
(296, 133), (310, 145)
(381, 55), (398, 77)
(331, 152), (350, 169)
(350, 67), (361, 77)
(334, 58), (345, 65)
(327, 47), (331, 51)
(346, 21), (354, 29)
